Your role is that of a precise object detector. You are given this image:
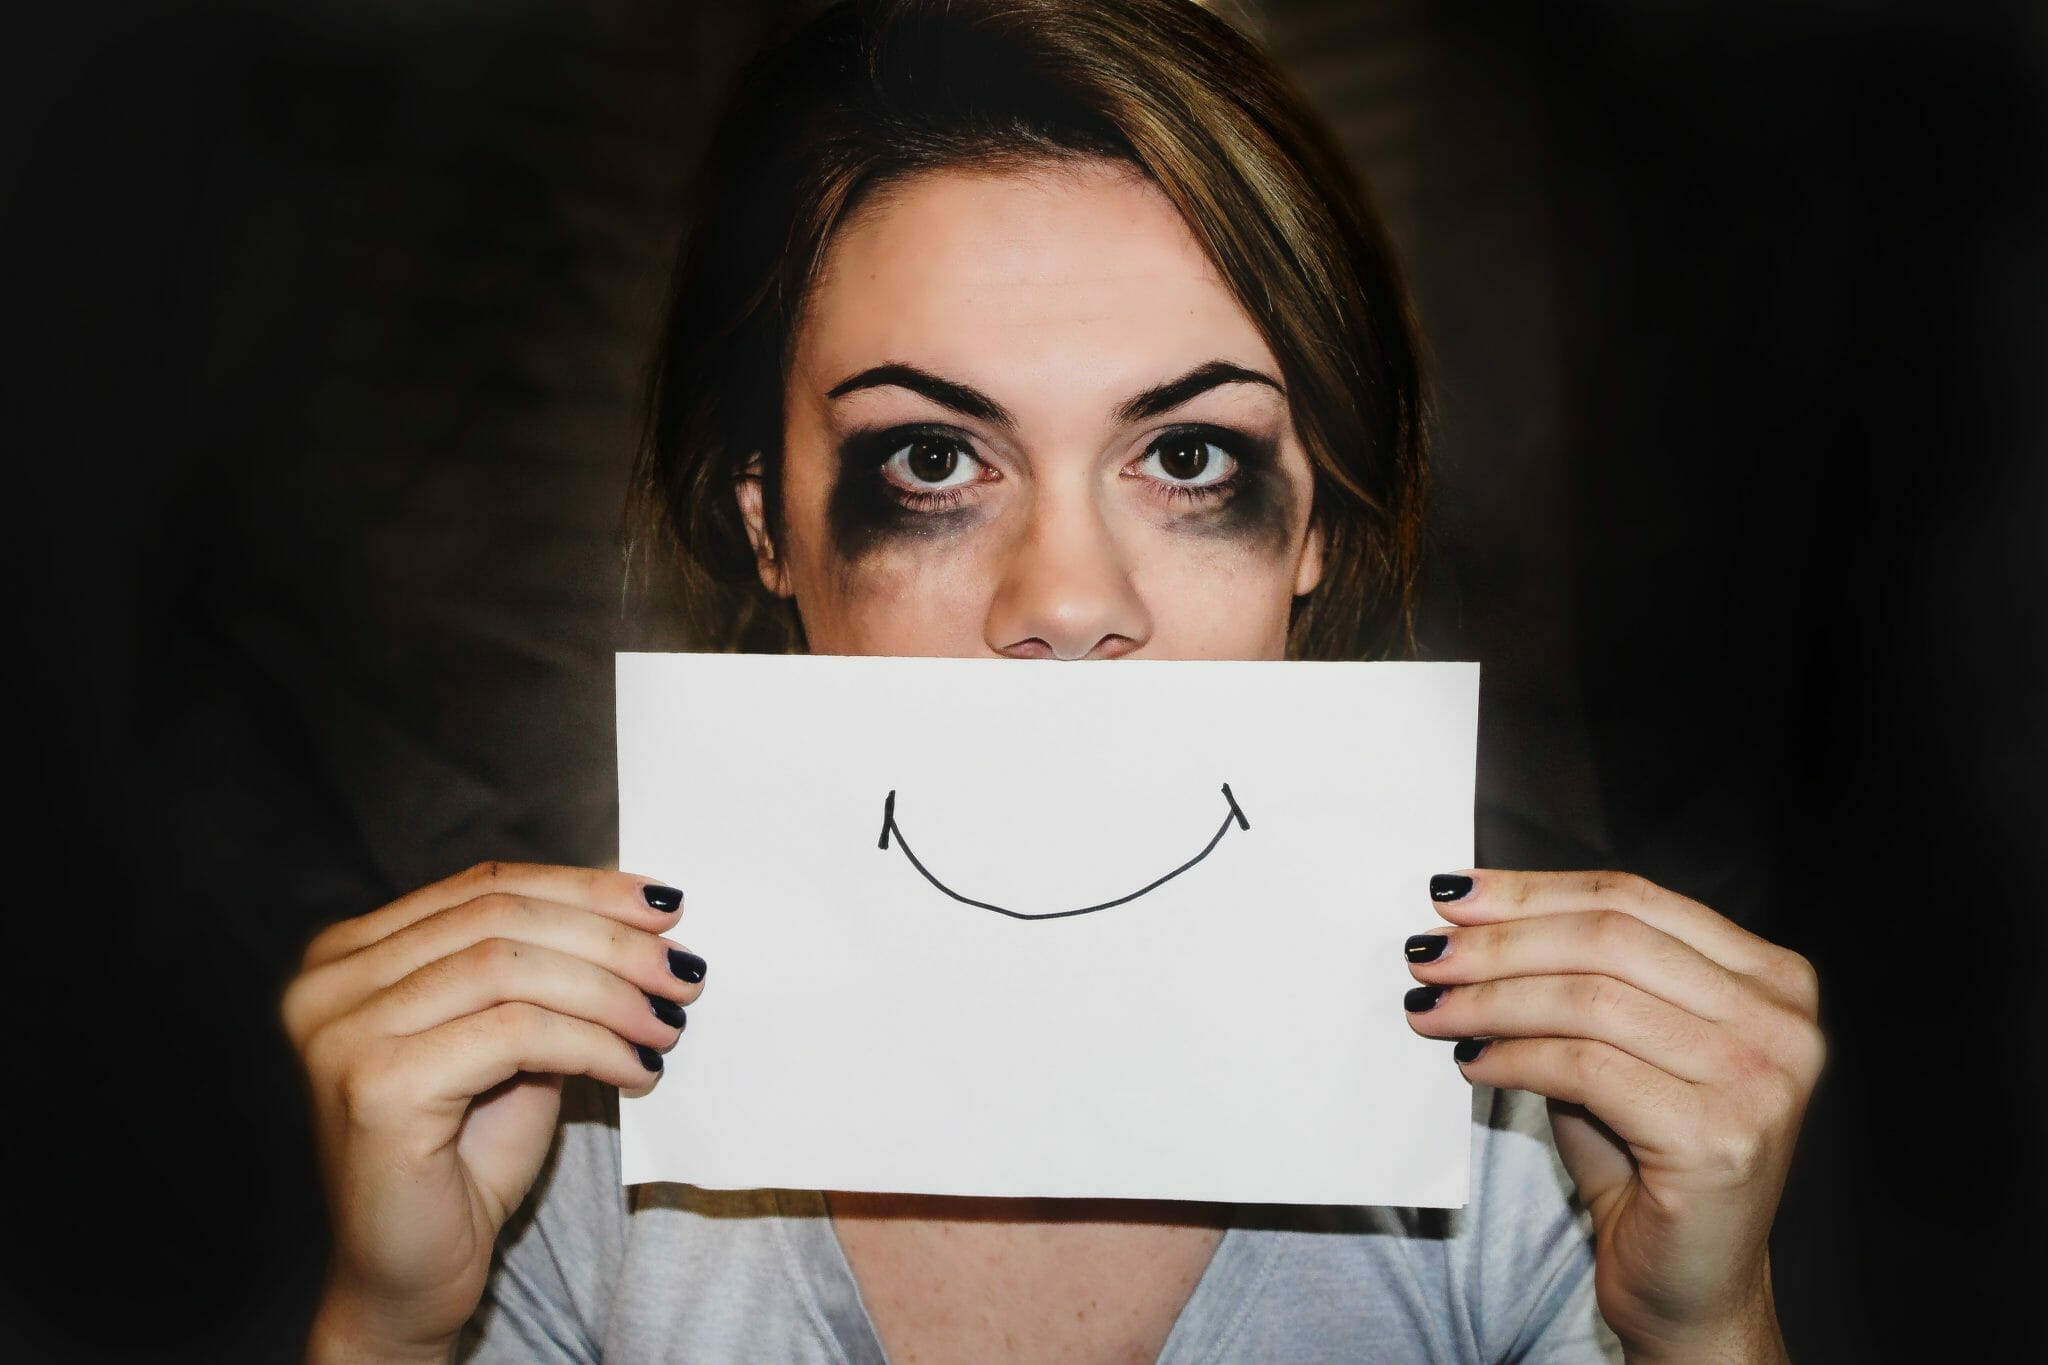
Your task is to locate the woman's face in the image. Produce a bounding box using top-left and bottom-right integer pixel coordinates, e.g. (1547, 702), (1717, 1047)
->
(739, 159), (1323, 661)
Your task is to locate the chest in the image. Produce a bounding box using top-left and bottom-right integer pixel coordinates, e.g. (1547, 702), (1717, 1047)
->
(827, 1197), (1228, 1365)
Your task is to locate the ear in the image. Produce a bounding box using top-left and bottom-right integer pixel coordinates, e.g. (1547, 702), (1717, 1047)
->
(734, 453), (794, 598)
(1292, 514), (1326, 598)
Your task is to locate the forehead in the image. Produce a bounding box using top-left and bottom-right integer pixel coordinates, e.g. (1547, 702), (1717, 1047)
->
(795, 161), (1277, 404)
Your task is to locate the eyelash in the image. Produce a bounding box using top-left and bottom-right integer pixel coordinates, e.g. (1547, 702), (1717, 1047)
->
(845, 423), (1258, 513)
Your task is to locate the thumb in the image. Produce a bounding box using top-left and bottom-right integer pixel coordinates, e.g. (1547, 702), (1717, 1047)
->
(457, 1072), (569, 1229)
(1547, 1097), (1635, 1221)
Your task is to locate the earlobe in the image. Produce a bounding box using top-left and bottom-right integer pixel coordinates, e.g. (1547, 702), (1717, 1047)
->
(1292, 516), (1326, 598)
(734, 454), (794, 598)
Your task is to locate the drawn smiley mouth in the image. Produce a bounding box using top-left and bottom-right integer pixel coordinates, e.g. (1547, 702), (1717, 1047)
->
(875, 783), (1251, 921)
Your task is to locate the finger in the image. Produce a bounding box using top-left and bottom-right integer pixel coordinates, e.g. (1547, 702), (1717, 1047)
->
(290, 893), (706, 1042)
(303, 862), (683, 969)
(1426, 869), (1784, 980)
(352, 937), (687, 1056)
(361, 1004), (665, 1124)
(1452, 1034), (1703, 1159)
(1406, 910), (1749, 1022)
(1405, 973), (1728, 1083)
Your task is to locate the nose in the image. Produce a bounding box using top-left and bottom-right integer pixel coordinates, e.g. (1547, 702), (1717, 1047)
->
(984, 482), (1152, 660)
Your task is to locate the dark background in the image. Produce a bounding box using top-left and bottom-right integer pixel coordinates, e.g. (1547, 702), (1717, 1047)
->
(4, 1), (2042, 1359)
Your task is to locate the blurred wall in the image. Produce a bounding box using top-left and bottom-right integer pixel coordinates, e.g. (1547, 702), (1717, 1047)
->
(4, 1), (2042, 1358)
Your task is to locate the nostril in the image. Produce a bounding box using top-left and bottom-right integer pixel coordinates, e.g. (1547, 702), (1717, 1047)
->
(1088, 634), (1140, 660)
(1000, 634), (1134, 660)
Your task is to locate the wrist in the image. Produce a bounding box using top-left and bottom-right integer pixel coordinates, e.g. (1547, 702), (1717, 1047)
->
(1617, 1271), (1788, 1365)
(307, 1285), (458, 1365)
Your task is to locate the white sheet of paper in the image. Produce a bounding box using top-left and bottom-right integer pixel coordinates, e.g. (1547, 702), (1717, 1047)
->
(616, 653), (1478, 1207)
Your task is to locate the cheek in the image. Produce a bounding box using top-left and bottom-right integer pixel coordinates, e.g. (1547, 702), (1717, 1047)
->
(1122, 491), (1310, 657)
(783, 516), (1002, 655)
(1128, 530), (1302, 655)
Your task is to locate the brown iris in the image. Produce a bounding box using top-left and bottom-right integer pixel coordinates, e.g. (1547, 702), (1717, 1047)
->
(1154, 434), (1212, 481)
(905, 438), (960, 483)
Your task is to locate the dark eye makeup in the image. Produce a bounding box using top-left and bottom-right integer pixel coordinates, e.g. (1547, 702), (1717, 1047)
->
(1149, 424), (1293, 551)
(825, 420), (1293, 559)
(827, 423), (990, 556)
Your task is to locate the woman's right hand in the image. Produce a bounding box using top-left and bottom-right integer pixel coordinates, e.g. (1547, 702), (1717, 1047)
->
(282, 862), (705, 1362)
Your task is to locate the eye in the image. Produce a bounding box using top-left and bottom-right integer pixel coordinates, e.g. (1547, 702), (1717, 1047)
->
(880, 435), (983, 492)
(1135, 430), (1239, 488)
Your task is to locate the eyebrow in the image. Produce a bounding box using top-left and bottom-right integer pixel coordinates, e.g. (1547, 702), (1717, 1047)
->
(824, 359), (1284, 428)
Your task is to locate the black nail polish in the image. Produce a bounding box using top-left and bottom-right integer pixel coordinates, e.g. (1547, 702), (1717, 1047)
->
(1405, 933), (1449, 963)
(634, 1043), (664, 1073)
(1430, 874), (1474, 902)
(668, 949), (708, 984)
(1454, 1037), (1490, 1064)
(648, 994), (687, 1029)
(1404, 985), (1444, 1012)
(643, 884), (683, 912)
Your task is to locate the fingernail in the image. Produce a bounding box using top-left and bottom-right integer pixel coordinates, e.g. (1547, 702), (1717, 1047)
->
(1430, 874), (1474, 902)
(648, 994), (687, 1029)
(1454, 1037), (1490, 1064)
(668, 949), (708, 983)
(1404, 985), (1444, 1012)
(634, 1043), (664, 1073)
(643, 884), (683, 912)
(1405, 933), (1449, 963)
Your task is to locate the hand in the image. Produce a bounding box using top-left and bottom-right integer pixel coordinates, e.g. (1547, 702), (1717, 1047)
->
(281, 862), (705, 1361)
(1402, 870), (1823, 1363)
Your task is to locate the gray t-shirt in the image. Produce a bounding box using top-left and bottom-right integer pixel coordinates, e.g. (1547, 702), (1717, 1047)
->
(458, 1078), (1621, 1362)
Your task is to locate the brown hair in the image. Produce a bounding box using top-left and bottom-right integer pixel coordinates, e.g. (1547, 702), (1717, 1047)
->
(634, 0), (1429, 660)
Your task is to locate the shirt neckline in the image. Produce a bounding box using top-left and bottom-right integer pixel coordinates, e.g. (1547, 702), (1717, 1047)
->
(770, 1190), (1278, 1365)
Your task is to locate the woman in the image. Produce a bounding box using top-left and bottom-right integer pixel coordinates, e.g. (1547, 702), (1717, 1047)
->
(284, 1), (1824, 1359)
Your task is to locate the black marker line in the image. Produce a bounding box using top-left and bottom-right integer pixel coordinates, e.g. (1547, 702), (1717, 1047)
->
(877, 784), (1249, 921)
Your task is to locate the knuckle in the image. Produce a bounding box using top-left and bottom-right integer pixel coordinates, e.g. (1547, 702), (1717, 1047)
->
(1566, 1037), (1613, 1085)
(1775, 1018), (1828, 1087)
(1587, 908), (1639, 952)
(299, 921), (349, 972)
(467, 935), (524, 981)
(335, 1046), (407, 1126)
(1590, 870), (1651, 904)
(1798, 1022), (1830, 1081)
(458, 891), (529, 935)
(1748, 1001), (1828, 1079)
(279, 975), (318, 1045)
(1575, 975), (1625, 1017)
(486, 999), (549, 1051)
(299, 1019), (348, 1080)
(1695, 1121), (1768, 1182)
(1725, 1036), (1776, 1086)
(1607, 870), (1653, 903)
(458, 860), (540, 894)
(1771, 948), (1821, 1009)
(463, 859), (509, 886)
(1758, 1063), (1806, 1121)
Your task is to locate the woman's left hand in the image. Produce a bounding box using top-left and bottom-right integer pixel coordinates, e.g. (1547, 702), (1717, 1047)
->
(1402, 870), (1824, 1364)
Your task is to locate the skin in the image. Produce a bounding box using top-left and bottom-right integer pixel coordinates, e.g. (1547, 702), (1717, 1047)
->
(289, 162), (1821, 1364)
(744, 159), (1323, 661)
